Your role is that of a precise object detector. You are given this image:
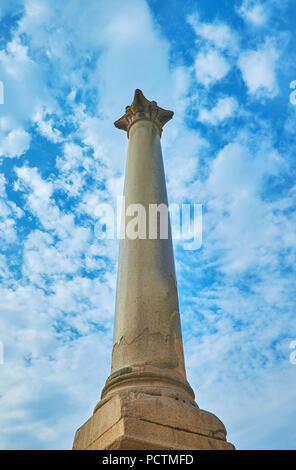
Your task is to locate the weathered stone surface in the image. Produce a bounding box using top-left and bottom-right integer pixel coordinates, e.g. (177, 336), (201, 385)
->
(112, 116), (185, 382)
(73, 390), (235, 450)
(72, 90), (235, 450)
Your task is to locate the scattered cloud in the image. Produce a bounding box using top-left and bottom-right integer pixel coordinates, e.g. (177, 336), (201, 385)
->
(198, 96), (238, 124)
(188, 14), (238, 52)
(0, 128), (30, 158)
(237, 1), (269, 26)
(193, 48), (231, 87)
(238, 39), (280, 97)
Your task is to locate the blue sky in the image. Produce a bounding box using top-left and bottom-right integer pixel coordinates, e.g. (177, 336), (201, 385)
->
(0, 0), (296, 450)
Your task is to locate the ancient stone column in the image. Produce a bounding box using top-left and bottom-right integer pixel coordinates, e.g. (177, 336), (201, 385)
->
(103, 89), (191, 400)
(73, 90), (235, 450)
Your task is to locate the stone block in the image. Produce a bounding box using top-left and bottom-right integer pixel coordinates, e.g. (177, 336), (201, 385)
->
(73, 390), (235, 450)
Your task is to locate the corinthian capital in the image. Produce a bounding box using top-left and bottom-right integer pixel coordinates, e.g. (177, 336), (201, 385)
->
(114, 89), (173, 137)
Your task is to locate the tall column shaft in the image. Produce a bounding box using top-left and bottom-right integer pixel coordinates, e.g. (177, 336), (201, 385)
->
(112, 118), (185, 379)
(101, 90), (194, 402)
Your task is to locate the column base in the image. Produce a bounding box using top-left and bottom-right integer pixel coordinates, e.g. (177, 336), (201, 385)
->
(73, 389), (235, 450)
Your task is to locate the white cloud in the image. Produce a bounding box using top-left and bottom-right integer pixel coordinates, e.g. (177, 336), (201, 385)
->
(15, 166), (53, 201)
(33, 110), (63, 144)
(0, 254), (10, 278)
(0, 128), (30, 158)
(188, 14), (238, 52)
(0, 173), (6, 196)
(238, 40), (279, 97)
(198, 97), (238, 125)
(193, 48), (231, 87)
(0, 36), (57, 130)
(0, 173), (21, 245)
(188, 14), (237, 89)
(238, 1), (269, 26)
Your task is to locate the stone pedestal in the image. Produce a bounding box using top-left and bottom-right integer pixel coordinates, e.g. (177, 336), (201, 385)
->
(73, 387), (234, 450)
(73, 90), (235, 450)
